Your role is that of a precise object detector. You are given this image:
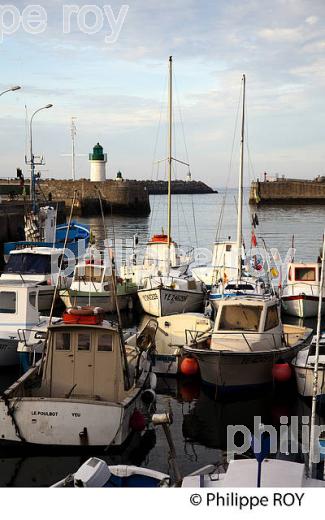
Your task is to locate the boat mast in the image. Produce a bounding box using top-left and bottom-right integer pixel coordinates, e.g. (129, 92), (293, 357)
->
(309, 230), (325, 477)
(236, 74), (246, 285)
(167, 56), (173, 273)
(71, 117), (76, 182)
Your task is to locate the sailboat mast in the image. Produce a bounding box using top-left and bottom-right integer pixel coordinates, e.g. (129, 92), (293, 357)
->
(236, 74), (246, 284)
(167, 56), (173, 248)
(309, 230), (325, 476)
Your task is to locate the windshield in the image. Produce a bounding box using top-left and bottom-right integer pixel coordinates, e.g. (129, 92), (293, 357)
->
(218, 304), (263, 331)
(5, 253), (52, 275)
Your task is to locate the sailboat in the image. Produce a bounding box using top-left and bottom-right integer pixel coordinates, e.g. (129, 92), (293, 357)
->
(183, 76), (312, 394)
(291, 233), (325, 397)
(137, 57), (204, 317)
(193, 75), (271, 310)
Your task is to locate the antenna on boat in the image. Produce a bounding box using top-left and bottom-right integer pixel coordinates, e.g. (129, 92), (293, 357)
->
(40, 191), (78, 376)
(167, 56), (173, 270)
(236, 74), (245, 287)
(71, 117), (77, 181)
(97, 189), (131, 390)
(309, 230), (325, 477)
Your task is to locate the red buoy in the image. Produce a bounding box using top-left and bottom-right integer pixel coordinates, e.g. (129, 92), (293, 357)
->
(129, 409), (146, 432)
(180, 357), (199, 377)
(272, 362), (292, 383)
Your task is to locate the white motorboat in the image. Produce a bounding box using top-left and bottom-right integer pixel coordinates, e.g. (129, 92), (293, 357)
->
(0, 306), (155, 447)
(0, 281), (58, 367)
(182, 458), (325, 487)
(128, 313), (213, 375)
(292, 333), (325, 397)
(282, 262), (325, 318)
(184, 295), (312, 393)
(60, 260), (137, 312)
(1, 247), (70, 311)
(52, 457), (170, 487)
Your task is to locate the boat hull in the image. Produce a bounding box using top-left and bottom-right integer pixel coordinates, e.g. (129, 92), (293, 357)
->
(0, 390), (147, 447)
(138, 287), (204, 317)
(60, 290), (134, 312)
(293, 365), (325, 397)
(0, 338), (19, 366)
(185, 342), (307, 394)
(282, 295), (325, 318)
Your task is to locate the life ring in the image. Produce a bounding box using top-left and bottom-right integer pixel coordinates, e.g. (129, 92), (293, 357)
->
(66, 306), (105, 316)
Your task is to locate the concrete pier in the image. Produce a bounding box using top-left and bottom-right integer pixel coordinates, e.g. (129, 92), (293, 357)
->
(250, 177), (325, 205)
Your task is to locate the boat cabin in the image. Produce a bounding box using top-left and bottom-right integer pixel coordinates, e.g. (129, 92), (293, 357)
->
(286, 262), (321, 285)
(143, 234), (192, 272)
(211, 240), (244, 280)
(211, 297), (282, 352)
(72, 262), (112, 291)
(2, 247), (65, 283)
(41, 319), (137, 402)
(0, 281), (40, 332)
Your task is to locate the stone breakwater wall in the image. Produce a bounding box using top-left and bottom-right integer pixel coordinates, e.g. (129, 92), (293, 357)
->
(250, 179), (325, 205)
(40, 179), (151, 216)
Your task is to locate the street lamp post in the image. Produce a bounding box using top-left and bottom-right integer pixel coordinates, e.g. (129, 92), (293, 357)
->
(29, 104), (53, 209)
(0, 85), (21, 97)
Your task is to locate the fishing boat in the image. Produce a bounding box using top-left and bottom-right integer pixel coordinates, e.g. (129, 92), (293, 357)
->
(0, 281), (58, 367)
(182, 458), (325, 487)
(4, 205), (90, 261)
(52, 457), (170, 487)
(128, 313), (213, 375)
(291, 333), (325, 397)
(0, 306), (155, 447)
(1, 247), (71, 311)
(184, 295), (312, 393)
(59, 259), (137, 312)
(282, 262), (325, 318)
(136, 58), (204, 317)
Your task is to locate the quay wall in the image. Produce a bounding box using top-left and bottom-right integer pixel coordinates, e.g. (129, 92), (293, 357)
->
(40, 179), (151, 217)
(249, 179), (325, 205)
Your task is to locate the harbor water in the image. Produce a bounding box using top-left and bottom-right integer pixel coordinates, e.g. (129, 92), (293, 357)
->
(1, 192), (325, 486)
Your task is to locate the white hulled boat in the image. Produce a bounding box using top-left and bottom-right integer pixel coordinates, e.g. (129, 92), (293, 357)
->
(182, 458), (325, 487)
(184, 295), (312, 393)
(1, 247), (70, 311)
(128, 313), (213, 375)
(282, 262), (325, 318)
(60, 260), (137, 312)
(0, 306), (154, 447)
(52, 457), (170, 487)
(0, 281), (58, 367)
(291, 333), (325, 397)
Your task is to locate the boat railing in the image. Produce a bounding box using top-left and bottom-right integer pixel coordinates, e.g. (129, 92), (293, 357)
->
(185, 329), (288, 351)
(285, 282), (321, 295)
(2, 359), (42, 399)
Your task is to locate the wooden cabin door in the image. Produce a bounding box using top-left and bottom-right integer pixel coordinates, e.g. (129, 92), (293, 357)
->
(73, 332), (94, 397)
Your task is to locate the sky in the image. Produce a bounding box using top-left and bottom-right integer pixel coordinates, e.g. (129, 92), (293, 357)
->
(0, 0), (325, 189)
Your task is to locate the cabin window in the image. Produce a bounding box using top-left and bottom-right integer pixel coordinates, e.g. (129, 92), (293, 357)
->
(4, 253), (51, 274)
(98, 333), (113, 352)
(288, 267), (292, 281)
(264, 305), (279, 331)
(56, 332), (71, 351)
(29, 292), (36, 308)
(78, 333), (91, 351)
(295, 267), (315, 282)
(75, 265), (103, 283)
(226, 244), (232, 252)
(219, 305), (262, 332)
(0, 291), (16, 313)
